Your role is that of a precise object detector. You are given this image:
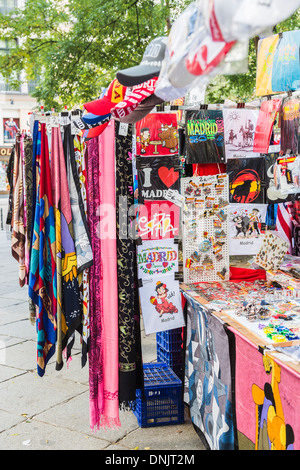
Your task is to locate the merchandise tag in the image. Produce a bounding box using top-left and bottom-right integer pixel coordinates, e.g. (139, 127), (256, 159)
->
(50, 114), (59, 128)
(119, 122), (129, 136)
(165, 189), (186, 207)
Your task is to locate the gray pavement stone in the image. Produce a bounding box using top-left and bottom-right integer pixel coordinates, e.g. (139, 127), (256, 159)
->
(0, 419), (111, 450)
(0, 339), (38, 371)
(0, 409), (27, 433)
(0, 364), (26, 383)
(35, 390), (140, 443)
(0, 319), (36, 341)
(0, 371), (88, 416)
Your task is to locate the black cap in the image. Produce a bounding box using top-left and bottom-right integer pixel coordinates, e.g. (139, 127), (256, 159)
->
(117, 37), (167, 87)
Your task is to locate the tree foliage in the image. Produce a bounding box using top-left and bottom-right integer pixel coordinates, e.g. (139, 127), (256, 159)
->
(0, 0), (192, 109)
(0, 1), (298, 109)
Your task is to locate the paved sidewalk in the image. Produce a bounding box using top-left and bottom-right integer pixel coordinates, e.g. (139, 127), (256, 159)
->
(0, 231), (205, 451)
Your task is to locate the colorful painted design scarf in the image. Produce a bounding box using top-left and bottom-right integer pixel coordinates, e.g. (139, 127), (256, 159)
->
(29, 123), (57, 377)
(73, 134), (90, 367)
(87, 137), (104, 430)
(11, 135), (26, 287)
(24, 136), (34, 279)
(51, 125), (82, 370)
(63, 125), (93, 361)
(115, 121), (143, 409)
(64, 125), (93, 274)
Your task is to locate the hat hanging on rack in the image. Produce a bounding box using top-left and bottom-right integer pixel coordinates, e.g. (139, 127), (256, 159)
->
(83, 79), (127, 116)
(116, 36), (167, 87)
(110, 76), (160, 121)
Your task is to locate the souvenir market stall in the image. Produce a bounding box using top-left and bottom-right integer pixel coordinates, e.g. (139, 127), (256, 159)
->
(5, 0), (300, 451)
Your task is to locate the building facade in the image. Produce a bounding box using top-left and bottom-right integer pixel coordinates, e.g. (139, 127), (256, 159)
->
(0, 0), (38, 195)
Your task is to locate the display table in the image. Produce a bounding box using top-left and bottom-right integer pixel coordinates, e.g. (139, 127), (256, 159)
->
(181, 282), (300, 451)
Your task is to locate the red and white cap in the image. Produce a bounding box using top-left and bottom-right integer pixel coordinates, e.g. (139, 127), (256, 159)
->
(110, 77), (158, 120)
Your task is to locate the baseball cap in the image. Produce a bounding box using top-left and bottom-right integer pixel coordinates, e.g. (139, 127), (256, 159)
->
(116, 37), (167, 87)
(83, 79), (126, 115)
(82, 112), (111, 125)
(113, 94), (164, 124)
(82, 121), (110, 140)
(110, 77), (158, 120)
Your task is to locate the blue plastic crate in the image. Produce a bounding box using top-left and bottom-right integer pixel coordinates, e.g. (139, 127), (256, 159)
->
(157, 346), (184, 380)
(133, 362), (184, 428)
(156, 328), (183, 353)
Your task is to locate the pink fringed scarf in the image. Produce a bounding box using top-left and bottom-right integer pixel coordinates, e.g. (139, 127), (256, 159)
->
(88, 121), (120, 430)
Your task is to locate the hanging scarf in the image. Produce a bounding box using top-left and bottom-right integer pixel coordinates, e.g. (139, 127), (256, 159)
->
(24, 136), (33, 278)
(6, 145), (15, 226)
(87, 137), (104, 430)
(73, 134), (91, 367)
(11, 134), (26, 287)
(98, 120), (120, 429)
(51, 125), (82, 370)
(63, 125), (93, 361)
(115, 121), (143, 409)
(29, 123), (57, 377)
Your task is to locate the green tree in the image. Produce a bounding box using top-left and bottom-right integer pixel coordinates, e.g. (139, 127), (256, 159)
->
(0, 0), (192, 109)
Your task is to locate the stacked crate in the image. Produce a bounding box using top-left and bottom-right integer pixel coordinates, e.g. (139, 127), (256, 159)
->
(133, 362), (184, 428)
(156, 328), (184, 381)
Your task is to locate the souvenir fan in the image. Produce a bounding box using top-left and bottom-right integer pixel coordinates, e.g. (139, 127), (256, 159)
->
(116, 37), (167, 87)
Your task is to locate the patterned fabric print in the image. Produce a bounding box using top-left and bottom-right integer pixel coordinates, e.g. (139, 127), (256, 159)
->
(24, 137), (33, 280)
(51, 126), (82, 369)
(11, 135), (26, 287)
(115, 122), (143, 409)
(6, 146), (14, 225)
(184, 295), (236, 450)
(64, 126), (93, 274)
(87, 137), (104, 430)
(29, 123), (57, 377)
(73, 134), (90, 367)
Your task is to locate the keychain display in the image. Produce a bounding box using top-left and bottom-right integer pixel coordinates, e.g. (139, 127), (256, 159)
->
(181, 174), (230, 283)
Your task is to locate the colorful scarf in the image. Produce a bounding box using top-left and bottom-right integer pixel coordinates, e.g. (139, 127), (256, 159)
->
(11, 134), (26, 287)
(51, 125), (82, 370)
(98, 120), (120, 429)
(63, 125), (93, 362)
(24, 136), (34, 279)
(87, 136), (103, 430)
(115, 121), (143, 409)
(73, 134), (91, 367)
(29, 123), (57, 377)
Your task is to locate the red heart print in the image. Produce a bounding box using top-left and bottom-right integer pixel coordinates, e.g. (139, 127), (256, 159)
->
(158, 167), (179, 188)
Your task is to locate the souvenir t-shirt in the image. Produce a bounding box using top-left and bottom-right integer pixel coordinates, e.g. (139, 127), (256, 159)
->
(185, 109), (225, 164)
(280, 96), (300, 155)
(136, 155), (180, 203)
(224, 108), (260, 159)
(227, 157), (265, 204)
(253, 99), (281, 153)
(271, 31), (300, 93)
(255, 34), (279, 97)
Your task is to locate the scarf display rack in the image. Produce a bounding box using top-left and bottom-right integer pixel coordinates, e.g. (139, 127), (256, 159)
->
(5, 5), (300, 447)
